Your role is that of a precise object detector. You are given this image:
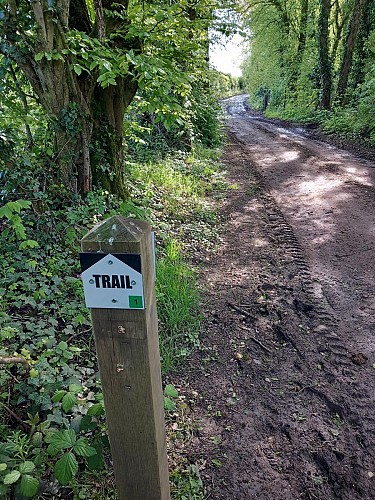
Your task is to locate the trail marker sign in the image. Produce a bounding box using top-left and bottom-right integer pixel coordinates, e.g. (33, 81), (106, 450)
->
(80, 216), (170, 500)
(80, 253), (144, 309)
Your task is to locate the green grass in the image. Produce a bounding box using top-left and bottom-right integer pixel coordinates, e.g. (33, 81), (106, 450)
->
(123, 148), (226, 374)
(156, 240), (201, 372)
(124, 147), (226, 257)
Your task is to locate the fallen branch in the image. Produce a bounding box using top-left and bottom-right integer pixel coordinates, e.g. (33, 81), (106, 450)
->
(248, 336), (272, 354)
(227, 302), (255, 321)
(3, 368), (21, 384)
(336, 247), (373, 258)
(0, 403), (31, 432)
(238, 325), (272, 353)
(0, 356), (28, 366)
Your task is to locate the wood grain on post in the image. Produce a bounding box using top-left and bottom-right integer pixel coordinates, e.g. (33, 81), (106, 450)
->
(81, 216), (170, 500)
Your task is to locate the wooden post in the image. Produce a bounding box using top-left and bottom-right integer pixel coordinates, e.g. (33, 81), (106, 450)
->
(81, 216), (170, 500)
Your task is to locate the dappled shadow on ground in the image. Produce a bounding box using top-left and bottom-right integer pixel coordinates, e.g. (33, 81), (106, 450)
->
(232, 113), (375, 362)
(173, 100), (375, 499)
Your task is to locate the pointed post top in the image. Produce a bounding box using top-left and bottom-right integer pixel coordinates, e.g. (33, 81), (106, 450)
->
(81, 216), (150, 253)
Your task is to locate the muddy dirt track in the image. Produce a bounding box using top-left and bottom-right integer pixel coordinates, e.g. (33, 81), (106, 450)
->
(175, 95), (375, 499)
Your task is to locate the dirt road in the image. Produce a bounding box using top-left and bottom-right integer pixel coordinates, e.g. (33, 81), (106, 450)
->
(177, 95), (375, 499)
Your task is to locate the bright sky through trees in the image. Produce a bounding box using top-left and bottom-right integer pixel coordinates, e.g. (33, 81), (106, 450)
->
(210, 33), (245, 77)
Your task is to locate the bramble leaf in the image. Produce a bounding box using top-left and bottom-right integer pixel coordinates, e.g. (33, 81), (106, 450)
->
(19, 240), (39, 250)
(20, 474), (39, 497)
(54, 452), (78, 485)
(52, 390), (66, 403)
(68, 384), (82, 393)
(62, 392), (76, 412)
(73, 438), (97, 458)
(19, 461), (35, 474)
(87, 403), (105, 416)
(4, 470), (21, 484)
(49, 429), (76, 450)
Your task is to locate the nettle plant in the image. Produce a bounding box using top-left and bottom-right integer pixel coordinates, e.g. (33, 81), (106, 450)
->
(0, 434), (40, 498)
(0, 200), (38, 251)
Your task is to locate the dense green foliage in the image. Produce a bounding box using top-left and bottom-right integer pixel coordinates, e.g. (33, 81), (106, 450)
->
(0, 140), (226, 496)
(241, 0), (375, 144)
(0, 0), (230, 195)
(209, 68), (243, 98)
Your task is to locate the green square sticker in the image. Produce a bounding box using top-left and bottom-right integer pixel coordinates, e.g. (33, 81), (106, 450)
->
(129, 296), (143, 309)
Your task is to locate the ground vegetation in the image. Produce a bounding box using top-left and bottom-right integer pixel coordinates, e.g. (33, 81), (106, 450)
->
(0, 138), (227, 497)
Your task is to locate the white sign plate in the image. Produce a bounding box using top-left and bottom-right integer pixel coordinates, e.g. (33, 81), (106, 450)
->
(80, 253), (145, 309)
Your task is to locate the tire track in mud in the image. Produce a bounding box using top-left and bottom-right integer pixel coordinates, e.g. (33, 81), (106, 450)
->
(231, 127), (373, 388)
(226, 110), (375, 376)
(226, 131), (375, 498)
(228, 131), (350, 369)
(175, 101), (374, 499)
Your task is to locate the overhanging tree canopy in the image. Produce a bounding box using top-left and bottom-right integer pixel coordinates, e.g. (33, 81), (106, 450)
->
(0, 0), (223, 196)
(241, 0), (375, 116)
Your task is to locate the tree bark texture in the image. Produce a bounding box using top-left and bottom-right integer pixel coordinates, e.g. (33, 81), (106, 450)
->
(351, 0), (374, 88)
(330, 0), (350, 66)
(91, 78), (138, 197)
(288, 0), (309, 93)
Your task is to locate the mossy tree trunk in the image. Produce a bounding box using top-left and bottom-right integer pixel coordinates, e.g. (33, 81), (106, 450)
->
(288, 0), (309, 93)
(91, 78), (138, 198)
(336, 0), (370, 104)
(351, 0), (374, 89)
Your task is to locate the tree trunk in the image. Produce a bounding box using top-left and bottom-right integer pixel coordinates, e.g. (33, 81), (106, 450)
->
(318, 0), (332, 109)
(336, 0), (370, 104)
(91, 77), (138, 198)
(351, 0), (374, 88)
(330, 0), (350, 67)
(4, 0), (94, 193)
(288, 0), (309, 93)
(2, 0), (140, 198)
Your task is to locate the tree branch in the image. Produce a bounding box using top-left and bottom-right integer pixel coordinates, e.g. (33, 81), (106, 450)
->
(31, 0), (47, 42)
(69, 0), (92, 33)
(8, 0), (17, 16)
(1, 403), (31, 432)
(9, 64), (34, 148)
